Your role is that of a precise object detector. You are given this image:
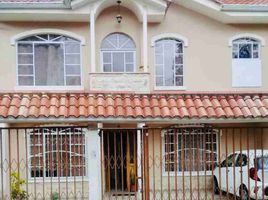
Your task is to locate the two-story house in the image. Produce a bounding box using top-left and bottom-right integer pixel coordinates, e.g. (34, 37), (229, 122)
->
(1, 0), (268, 199)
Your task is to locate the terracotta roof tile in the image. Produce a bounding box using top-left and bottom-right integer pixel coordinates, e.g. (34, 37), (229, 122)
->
(0, 93), (268, 120)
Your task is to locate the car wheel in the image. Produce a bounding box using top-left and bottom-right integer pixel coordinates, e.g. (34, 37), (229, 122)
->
(213, 176), (220, 195)
(239, 185), (249, 200)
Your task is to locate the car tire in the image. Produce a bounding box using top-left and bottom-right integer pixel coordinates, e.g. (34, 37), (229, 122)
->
(238, 185), (249, 200)
(213, 176), (220, 195)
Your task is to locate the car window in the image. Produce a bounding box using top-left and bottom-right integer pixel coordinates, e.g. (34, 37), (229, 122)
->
(257, 156), (268, 170)
(236, 154), (247, 167)
(221, 154), (236, 167)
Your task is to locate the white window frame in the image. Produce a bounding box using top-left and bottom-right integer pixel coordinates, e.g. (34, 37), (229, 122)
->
(100, 50), (136, 73)
(161, 129), (219, 176)
(230, 36), (263, 88)
(100, 33), (136, 73)
(232, 38), (260, 59)
(16, 34), (83, 89)
(27, 128), (88, 182)
(152, 34), (188, 91)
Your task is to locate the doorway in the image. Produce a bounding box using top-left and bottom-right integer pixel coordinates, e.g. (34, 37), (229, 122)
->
(102, 130), (137, 194)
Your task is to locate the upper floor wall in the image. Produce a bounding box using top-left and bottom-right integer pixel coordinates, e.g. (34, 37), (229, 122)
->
(0, 2), (268, 93)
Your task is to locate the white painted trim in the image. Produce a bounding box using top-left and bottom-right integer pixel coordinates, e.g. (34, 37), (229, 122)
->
(87, 129), (102, 200)
(228, 33), (265, 47)
(137, 123), (145, 198)
(10, 29), (86, 46)
(154, 86), (187, 91)
(14, 86), (84, 91)
(90, 12), (96, 73)
(1, 117), (268, 124)
(151, 33), (189, 47)
(143, 11), (148, 72)
(0, 123), (9, 197)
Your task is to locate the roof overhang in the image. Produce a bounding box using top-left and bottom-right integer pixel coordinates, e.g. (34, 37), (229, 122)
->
(0, 0), (167, 22)
(175, 0), (268, 24)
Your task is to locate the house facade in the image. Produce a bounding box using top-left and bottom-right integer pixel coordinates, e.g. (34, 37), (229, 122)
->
(1, 0), (268, 199)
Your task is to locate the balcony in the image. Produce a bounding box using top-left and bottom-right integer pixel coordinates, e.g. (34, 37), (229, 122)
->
(89, 72), (150, 93)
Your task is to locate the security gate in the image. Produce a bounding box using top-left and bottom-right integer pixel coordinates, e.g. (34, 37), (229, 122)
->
(99, 128), (147, 200)
(1, 126), (268, 199)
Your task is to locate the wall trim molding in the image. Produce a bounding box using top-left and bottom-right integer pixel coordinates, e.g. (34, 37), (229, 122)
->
(228, 33), (265, 47)
(151, 33), (189, 47)
(10, 28), (86, 45)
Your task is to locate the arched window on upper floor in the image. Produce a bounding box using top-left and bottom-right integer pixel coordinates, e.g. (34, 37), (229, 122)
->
(154, 38), (184, 88)
(17, 34), (82, 86)
(100, 33), (136, 72)
(232, 37), (260, 59)
(230, 35), (264, 87)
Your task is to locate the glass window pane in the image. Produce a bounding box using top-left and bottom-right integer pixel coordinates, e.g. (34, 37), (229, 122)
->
(18, 76), (34, 86)
(118, 34), (130, 48)
(103, 52), (111, 63)
(156, 65), (163, 76)
(156, 77), (164, 86)
(66, 76), (81, 86)
(66, 65), (81, 75)
(18, 54), (33, 64)
(112, 52), (124, 72)
(164, 42), (175, 86)
(18, 65), (34, 75)
(155, 43), (163, 54)
(253, 52), (259, 58)
(65, 43), (80, 54)
(155, 54), (163, 65)
(65, 54), (80, 65)
(233, 51), (238, 59)
(175, 42), (183, 53)
(103, 64), (112, 72)
(175, 65), (183, 75)
(239, 43), (252, 58)
(125, 52), (134, 63)
(175, 54), (183, 64)
(18, 44), (33, 53)
(34, 43), (64, 86)
(126, 64), (134, 72)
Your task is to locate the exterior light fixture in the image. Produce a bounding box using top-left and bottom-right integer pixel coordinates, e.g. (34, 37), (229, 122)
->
(116, 0), (122, 24)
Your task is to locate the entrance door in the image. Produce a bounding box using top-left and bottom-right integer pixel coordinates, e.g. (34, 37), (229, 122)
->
(102, 130), (138, 195)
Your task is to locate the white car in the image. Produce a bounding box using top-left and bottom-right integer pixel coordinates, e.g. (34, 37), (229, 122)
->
(214, 150), (268, 200)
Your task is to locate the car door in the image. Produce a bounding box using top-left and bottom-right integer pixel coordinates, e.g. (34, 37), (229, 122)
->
(220, 153), (237, 193)
(235, 154), (248, 195)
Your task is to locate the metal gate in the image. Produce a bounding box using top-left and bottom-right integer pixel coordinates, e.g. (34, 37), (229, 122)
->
(99, 126), (268, 200)
(99, 128), (147, 200)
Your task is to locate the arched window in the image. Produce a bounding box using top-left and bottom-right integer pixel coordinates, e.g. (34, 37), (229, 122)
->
(231, 37), (262, 87)
(155, 38), (184, 87)
(17, 34), (81, 86)
(232, 38), (260, 59)
(101, 33), (136, 72)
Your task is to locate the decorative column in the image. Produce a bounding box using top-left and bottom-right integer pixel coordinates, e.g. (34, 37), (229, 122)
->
(87, 124), (102, 200)
(90, 11), (96, 73)
(142, 12), (148, 72)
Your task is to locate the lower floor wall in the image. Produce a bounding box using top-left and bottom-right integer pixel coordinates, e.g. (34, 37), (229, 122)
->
(1, 124), (268, 199)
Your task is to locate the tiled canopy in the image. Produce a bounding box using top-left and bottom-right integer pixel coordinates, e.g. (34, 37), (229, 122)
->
(0, 93), (268, 119)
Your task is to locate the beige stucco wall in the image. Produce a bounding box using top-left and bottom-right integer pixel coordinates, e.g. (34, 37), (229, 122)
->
(0, 4), (268, 92)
